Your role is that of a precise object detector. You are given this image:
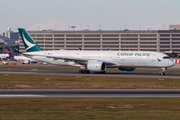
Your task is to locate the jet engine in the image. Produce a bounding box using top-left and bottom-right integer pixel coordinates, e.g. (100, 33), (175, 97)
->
(87, 61), (106, 72)
(118, 67), (135, 71)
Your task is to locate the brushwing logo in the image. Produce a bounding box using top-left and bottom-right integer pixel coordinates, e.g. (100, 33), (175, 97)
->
(157, 58), (162, 62)
(22, 33), (35, 50)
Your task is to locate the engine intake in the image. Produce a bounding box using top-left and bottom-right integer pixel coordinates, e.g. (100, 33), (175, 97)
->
(87, 61), (106, 72)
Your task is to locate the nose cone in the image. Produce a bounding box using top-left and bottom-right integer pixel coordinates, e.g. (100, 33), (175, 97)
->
(169, 59), (175, 67)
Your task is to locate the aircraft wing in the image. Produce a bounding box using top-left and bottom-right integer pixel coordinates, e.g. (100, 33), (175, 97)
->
(23, 53), (115, 66)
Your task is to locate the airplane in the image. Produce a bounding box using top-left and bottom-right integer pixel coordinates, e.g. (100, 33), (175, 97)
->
(7, 48), (38, 64)
(18, 28), (175, 75)
(0, 54), (9, 60)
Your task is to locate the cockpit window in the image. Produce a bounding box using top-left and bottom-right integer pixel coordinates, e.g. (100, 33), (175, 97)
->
(163, 56), (170, 59)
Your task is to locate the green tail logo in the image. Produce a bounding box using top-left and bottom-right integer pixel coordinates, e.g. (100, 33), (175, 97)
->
(18, 28), (42, 52)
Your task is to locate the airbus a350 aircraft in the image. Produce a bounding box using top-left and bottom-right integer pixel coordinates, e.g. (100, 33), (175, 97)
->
(18, 28), (175, 75)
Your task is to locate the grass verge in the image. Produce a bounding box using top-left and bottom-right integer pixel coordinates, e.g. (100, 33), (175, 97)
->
(1, 74), (180, 89)
(0, 98), (180, 119)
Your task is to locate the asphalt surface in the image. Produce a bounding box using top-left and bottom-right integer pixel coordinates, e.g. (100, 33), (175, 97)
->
(0, 69), (180, 78)
(1, 60), (180, 69)
(0, 89), (180, 98)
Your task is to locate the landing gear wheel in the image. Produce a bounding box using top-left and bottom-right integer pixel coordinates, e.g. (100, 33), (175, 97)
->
(79, 70), (83, 74)
(160, 68), (166, 76)
(79, 70), (90, 74)
(161, 72), (165, 76)
(85, 70), (90, 73)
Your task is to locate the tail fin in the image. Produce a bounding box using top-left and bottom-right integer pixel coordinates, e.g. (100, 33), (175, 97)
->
(7, 48), (14, 56)
(18, 28), (42, 52)
(7, 48), (14, 60)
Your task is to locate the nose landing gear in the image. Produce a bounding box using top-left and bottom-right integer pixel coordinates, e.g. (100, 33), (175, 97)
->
(160, 68), (166, 76)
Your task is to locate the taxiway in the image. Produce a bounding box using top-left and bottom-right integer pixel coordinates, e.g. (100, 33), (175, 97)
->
(0, 69), (180, 78)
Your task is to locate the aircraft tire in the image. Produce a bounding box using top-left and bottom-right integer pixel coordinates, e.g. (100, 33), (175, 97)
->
(79, 70), (83, 74)
(85, 70), (90, 74)
(161, 72), (165, 76)
(79, 70), (90, 74)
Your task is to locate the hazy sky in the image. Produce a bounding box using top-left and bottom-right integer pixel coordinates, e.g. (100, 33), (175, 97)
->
(0, 0), (180, 32)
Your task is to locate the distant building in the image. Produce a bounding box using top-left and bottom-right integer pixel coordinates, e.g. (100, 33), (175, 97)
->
(0, 35), (15, 53)
(0, 39), (6, 53)
(18, 28), (180, 54)
(0, 27), (19, 41)
(0, 27), (19, 53)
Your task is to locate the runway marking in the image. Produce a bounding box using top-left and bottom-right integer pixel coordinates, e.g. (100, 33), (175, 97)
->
(0, 89), (180, 98)
(0, 95), (45, 97)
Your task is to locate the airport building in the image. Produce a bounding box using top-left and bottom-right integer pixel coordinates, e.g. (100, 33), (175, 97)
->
(0, 27), (19, 41)
(0, 35), (16, 53)
(0, 27), (19, 53)
(19, 25), (180, 54)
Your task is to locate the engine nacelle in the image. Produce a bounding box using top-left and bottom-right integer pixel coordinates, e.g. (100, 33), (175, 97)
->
(22, 60), (30, 64)
(87, 61), (106, 72)
(118, 67), (135, 71)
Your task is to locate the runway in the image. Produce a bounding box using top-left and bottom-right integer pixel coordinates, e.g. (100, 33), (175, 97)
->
(0, 69), (180, 78)
(0, 89), (180, 98)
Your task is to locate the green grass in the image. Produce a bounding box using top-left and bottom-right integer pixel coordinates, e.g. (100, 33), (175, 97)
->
(1, 74), (180, 89)
(0, 98), (180, 119)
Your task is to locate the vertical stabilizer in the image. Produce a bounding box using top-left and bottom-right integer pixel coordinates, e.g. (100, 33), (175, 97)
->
(7, 48), (14, 60)
(18, 28), (42, 52)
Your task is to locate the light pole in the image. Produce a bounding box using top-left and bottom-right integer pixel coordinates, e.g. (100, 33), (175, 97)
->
(71, 26), (76, 50)
(55, 25), (57, 30)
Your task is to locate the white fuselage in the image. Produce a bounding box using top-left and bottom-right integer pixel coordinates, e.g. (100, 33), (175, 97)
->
(24, 50), (175, 68)
(0, 54), (8, 59)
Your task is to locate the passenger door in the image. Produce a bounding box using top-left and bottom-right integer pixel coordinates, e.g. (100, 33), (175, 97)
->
(152, 54), (156, 61)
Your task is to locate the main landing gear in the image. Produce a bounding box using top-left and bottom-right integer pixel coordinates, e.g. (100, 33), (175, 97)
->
(79, 69), (90, 74)
(160, 68), (166, 76)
